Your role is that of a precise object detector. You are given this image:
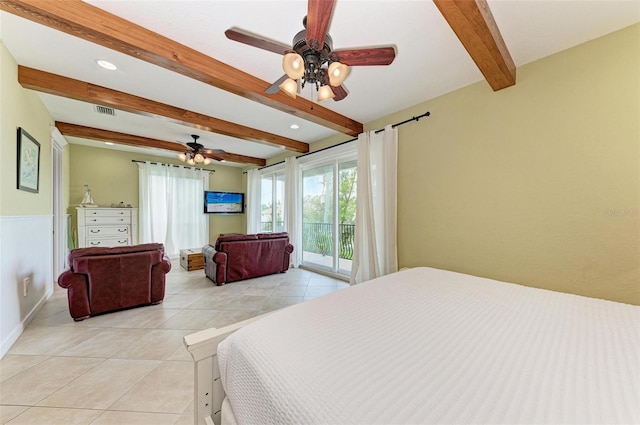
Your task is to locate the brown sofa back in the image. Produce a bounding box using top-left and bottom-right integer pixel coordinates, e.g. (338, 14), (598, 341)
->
(204, 233), (293, 285)
(59, 243), (171, 320)
(68, 243), (165, 262)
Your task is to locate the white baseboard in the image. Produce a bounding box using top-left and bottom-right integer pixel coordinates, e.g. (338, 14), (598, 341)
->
(0, 288), (53, 357)
(0, 215), (54, 358)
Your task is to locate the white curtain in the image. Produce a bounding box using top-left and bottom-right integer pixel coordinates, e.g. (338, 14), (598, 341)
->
(284, 156), (302, 267)
(246, 168), (261, 234)
(350, 125), (398, 284)
(138, 162), (209, 258)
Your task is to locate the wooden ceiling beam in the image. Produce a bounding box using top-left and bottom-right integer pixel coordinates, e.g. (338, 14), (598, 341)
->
(20, 66), (307, 154)
(433, 0), (515, 91)
(0, 0), (363, 136)
(55, 122), (267, 166)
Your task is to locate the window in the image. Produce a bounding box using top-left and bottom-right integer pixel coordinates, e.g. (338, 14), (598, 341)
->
(301, 158), (357, 276)
(138, 162), (209, 258)
(298, 143), (357, 277)
(260, 170), (285, 232)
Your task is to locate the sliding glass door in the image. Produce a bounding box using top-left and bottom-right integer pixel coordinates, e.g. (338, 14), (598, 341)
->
(260, 171), (285, 232)
(301, 158), (356, 276)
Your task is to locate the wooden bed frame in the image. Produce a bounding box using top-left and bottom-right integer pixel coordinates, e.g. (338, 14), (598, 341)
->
(184, 315), (267, 425)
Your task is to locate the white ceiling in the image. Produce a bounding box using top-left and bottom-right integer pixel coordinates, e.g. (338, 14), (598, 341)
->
(1, 1), (639, 167)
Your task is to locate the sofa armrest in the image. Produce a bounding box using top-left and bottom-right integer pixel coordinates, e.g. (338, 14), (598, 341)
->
(150, 256), (172, 303)
(283, 244), (294, 271)
(156, 256), (172, 274)
(58, 270), (83, 289)
(204, 245), (228, 286)
(213, 251), (228, 285)
(57, 270), (91, 320)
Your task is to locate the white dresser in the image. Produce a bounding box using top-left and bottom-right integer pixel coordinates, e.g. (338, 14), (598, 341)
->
(76, 207), (138, 248)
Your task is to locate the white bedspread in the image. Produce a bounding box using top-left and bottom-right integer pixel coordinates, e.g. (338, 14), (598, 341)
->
(217, 267), (640, 424)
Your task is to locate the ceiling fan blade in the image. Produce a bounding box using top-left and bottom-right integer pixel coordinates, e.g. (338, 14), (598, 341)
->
(332, 47), (397, 66)
(186, 141), (204, 151)
(203, 148), (226, 155)
(266, 75), (288, 94)
(204, 154), (224, 162)
(225, 27), (291, 55)
(306, 0), (335, 51)
(332, 84), (348, 101)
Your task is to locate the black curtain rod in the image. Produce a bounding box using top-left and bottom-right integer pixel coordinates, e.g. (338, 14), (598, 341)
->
(375, 111), (431, 133)
(248, 111), (431, 173)
(131, 159), (215, 172)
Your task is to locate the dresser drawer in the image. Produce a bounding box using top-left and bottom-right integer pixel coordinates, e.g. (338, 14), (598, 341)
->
(77, 207), (138, 248)
(85, 216), (131, 225)
(86, 226), (130, 237)
(84, 209), (131, 217)
(85, 237), (131, 247)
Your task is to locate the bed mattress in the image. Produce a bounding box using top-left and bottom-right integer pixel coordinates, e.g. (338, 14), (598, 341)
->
(217, 267), (640, 424)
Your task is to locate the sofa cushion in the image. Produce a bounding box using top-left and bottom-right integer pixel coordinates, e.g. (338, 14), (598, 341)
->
(68, 243), (164, 263)
(257, 232), (289, 240)
(215, 234), (257, 250)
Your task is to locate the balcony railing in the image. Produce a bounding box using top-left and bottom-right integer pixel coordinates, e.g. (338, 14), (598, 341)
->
(260, 221), (355, 260)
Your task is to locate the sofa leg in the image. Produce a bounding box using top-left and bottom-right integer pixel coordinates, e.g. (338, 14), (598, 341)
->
(73, 315), (91, 322)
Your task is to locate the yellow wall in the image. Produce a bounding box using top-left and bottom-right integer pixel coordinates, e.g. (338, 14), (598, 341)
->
(364, 24), (639, 304)
(68, 144), (245, 244)
(249, 24), (640, 304)
(0, 41), (53, 216)
(1, 41), (62, 356)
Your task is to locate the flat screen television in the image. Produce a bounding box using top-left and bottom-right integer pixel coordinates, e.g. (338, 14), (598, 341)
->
(204, 191), (245, 214)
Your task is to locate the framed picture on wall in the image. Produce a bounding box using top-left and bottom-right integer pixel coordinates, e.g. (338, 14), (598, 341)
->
(17, 127), (41, 193)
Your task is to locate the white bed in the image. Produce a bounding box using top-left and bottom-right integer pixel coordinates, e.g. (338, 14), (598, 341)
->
(184, 267), (640, 425)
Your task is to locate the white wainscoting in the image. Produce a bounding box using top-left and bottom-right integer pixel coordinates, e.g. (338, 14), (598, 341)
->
(1, 215), (54, 357)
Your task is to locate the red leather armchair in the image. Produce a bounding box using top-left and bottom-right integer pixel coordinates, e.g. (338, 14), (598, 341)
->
(203, 232), (293, 285)
(58, 243), (171, 321)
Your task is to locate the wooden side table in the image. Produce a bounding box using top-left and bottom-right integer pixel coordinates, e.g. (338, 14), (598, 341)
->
(180, 248), (205, 271)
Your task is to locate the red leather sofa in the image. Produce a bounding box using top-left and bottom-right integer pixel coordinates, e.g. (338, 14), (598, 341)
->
(58, 243), (171, 321)
(203, 232), (293, 285)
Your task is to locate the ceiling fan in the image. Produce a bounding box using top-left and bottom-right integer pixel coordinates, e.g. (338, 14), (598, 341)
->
(225, 0), (396, 102)
(177, 135), (226, 165)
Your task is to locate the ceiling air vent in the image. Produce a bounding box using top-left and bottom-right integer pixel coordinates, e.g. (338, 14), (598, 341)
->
(94, 105), (116, 116)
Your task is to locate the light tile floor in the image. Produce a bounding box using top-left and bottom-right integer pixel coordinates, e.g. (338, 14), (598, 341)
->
(0, 261), (349, 425)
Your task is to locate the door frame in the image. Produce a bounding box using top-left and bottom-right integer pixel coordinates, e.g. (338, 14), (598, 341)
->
(298, 143), (357, 278)
(51, 126), (67, 283)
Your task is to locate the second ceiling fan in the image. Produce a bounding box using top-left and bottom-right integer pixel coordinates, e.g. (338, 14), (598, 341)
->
(177, 135), (227, 165)
(225, 0), (396, 102)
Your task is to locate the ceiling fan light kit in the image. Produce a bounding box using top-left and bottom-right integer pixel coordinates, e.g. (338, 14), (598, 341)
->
(177, 134), (227, 166)
(225, 0), (396, 103)
(279, 78), (299, 98)
(317, 84), (335, 101)
(282, 52), (305, 80)
(328, 61), (349, 86)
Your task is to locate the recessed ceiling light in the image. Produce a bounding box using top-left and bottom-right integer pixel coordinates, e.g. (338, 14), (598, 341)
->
(290, 124), (299, 129)
(96, 59), (117, 71)
(104, 142), (114, 146)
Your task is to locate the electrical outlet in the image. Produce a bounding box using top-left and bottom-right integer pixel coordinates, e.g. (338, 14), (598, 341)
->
(23, 277), (31, 297)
